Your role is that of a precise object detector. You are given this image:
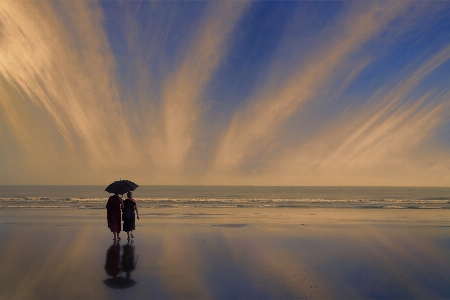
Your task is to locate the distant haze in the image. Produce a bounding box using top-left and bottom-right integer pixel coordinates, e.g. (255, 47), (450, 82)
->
(1, 1), (449, 186)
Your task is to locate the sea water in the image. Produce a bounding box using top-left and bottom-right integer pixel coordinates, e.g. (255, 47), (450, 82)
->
(0, 185), (449, 209)
(1, 186), (449, 299)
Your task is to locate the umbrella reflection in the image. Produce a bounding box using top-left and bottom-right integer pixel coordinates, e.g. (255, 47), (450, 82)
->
(104, 240), (138, 289)
(103, 277), (136, 289)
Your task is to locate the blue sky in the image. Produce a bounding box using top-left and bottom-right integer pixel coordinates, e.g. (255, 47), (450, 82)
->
(0, 0), (449, 185)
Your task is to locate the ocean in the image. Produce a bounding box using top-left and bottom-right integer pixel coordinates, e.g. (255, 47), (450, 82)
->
(0, 185), (449, 209)
(1, 185), (449, 299)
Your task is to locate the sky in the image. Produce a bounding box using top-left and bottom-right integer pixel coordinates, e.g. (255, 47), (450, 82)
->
(0, 0), (449, 186)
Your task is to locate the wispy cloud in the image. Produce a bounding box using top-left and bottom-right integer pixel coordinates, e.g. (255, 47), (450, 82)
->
(160, 1), (249, 171)
(0, 0), (136, 181)
(253, 47), (450, 186)
(0, 1), (448, 185)
(212, 2), (411, 172)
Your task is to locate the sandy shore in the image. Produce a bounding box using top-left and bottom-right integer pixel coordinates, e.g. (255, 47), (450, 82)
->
(0, 207), (449, 299)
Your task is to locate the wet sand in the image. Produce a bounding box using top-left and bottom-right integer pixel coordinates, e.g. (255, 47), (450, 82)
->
(0, 208), (449, 299)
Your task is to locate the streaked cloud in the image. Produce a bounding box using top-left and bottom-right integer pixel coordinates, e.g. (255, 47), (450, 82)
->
(0, 0), (449, 185)
(221, 45), (450, 186)
(161, 1), (249, 170)
(0, 0), (136, 181)
(212, 2), (411, 171)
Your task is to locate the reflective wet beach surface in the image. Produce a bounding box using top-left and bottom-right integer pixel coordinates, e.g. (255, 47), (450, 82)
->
(0, 208), (449, 299)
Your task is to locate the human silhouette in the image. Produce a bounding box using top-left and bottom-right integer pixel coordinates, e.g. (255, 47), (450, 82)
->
(123, 191), (139, 239)
(106, 193), (124, 240)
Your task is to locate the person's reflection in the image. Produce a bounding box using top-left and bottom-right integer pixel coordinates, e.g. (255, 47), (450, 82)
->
(105, 240), (122, 277)
(122, 240), (138, 279)
(103, 240), (137, 289)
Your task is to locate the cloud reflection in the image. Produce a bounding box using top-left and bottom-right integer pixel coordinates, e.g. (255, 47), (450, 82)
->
(135, 214), (450, 299)
(0, 209), (449, 299)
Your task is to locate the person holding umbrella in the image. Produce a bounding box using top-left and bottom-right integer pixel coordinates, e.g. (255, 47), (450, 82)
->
(105, 180), (139, 240)
(106, 192), (124, 240)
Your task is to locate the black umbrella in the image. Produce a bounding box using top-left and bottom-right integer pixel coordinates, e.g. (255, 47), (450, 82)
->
(105, 180), (139, 195)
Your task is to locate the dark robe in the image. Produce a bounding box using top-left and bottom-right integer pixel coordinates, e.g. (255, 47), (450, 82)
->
(106, 195), (122, 233)
(122, 199), (136, 232)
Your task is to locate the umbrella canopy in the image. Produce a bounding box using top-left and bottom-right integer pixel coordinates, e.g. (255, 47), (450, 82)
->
(105, 180), (139, 195)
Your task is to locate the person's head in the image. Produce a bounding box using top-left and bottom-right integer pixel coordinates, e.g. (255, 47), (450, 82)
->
(127, 191), (132, 198)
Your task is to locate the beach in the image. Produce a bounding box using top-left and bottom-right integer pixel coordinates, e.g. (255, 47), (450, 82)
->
(0, 207), (449, 299)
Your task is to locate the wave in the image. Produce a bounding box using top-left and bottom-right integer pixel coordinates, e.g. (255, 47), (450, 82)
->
(0, 196), (448, 209)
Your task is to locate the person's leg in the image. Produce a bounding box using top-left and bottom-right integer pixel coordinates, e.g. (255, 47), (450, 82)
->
(117, 231), (121, 240)
(113, 232), (117, 240)
(130, 230), (134, 239)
